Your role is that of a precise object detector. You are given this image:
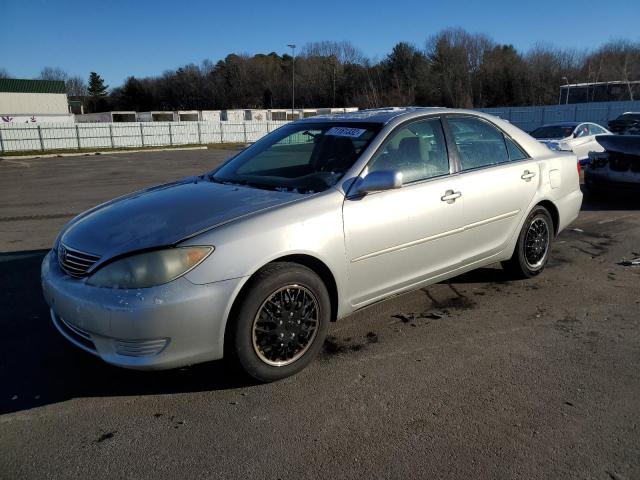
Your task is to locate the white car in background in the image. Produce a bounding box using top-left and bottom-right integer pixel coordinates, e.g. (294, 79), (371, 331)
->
(530, 122), (612, 165)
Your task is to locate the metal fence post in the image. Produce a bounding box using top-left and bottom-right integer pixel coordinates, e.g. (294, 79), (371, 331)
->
(109, 124), (114, 148)
(220, 123), (224, 143)
(0, 128), (4, 153)
(243, 122), (247, 143)
(168, 123), (173, 146)
(267, 122), (271, 133)
(75, 125), (81, 150)
(37, 125), (45, 151)
(140, 123), (145, 146)
(197, 122), (202, 144)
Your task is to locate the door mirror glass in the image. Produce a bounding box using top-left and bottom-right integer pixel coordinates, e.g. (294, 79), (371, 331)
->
(358, 170), (403, 193)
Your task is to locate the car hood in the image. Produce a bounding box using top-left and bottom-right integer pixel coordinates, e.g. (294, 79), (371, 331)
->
(60, 176), (301, 261)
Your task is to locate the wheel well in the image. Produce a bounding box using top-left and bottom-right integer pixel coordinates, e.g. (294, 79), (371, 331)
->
(229, 255), (339, 325)
(274, 255), (339, 322)
(537, 200), (559, 235)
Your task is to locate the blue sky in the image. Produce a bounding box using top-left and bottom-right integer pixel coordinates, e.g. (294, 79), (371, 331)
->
(1, 0), (638, 88)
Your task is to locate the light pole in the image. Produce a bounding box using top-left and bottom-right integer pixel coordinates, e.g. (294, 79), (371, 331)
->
(287, 44), (296, 117)
(332, 58), (336, 108)
(562, 76), (570, 105)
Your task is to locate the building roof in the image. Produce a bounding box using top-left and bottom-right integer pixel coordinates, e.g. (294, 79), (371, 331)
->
(0, 78), (66, 94)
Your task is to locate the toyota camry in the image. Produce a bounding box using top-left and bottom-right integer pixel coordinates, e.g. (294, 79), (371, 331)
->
(41, 107), (583, 381)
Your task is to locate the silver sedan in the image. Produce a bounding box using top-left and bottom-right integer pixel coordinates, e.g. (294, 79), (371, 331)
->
(41, 107), (583, 381)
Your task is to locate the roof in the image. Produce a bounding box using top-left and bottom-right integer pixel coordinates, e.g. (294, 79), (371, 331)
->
(0, 78), (66, 94)
(299, 107), (446, 124)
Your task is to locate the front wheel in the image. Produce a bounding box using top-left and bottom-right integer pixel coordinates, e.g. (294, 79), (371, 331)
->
(226, 262), (330, 382)
(502, 206), (554, 278)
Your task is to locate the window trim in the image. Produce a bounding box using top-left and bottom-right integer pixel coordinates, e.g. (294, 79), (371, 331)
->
(441, 114), (532, 175)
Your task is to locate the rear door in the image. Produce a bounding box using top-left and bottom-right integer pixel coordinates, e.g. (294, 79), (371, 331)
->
(444, 115), (540, 265)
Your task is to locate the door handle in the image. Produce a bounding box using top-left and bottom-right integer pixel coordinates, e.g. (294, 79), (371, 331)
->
(441, 190), (462, 204)
(521, 170), (536, 181)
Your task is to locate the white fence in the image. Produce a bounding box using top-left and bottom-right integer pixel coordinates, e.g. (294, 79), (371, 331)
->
(476, 100), (640, 132)
(3, 100), (640, 153)
(0, 121), (291, 153)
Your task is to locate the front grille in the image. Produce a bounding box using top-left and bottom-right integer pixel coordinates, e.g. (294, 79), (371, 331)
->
(58, 244), (100, 278)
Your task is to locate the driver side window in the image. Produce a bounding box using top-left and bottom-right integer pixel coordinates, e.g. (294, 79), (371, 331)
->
(366, 118), (449, 184)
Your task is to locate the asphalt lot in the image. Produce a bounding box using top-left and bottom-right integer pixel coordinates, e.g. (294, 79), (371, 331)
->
(1, 149), (639, 479)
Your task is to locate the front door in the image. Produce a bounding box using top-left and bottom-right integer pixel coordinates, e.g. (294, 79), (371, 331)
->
(343, 117), (466, 307)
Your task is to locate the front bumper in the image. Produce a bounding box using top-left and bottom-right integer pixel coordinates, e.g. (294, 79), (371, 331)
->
(41, 250), (245, 370)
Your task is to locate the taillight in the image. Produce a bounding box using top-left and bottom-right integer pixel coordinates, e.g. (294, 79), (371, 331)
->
(577, 162), (581, 174)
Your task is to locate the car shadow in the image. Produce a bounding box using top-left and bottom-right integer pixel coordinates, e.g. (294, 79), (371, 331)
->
(0, 250), (254, 415)
(580, 186), (640, 211)
(444, 267), (511, 285)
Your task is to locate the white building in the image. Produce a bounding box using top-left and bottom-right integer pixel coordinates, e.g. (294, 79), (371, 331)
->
(0, 78), (74, 123)
(222, 109), (245, 122)
(136, 111), (176, 122)
(201, 110), (222, 122)
(177, 111), (199, 121)
(244, 109), (269, 121)
(75, 111), (136, 123)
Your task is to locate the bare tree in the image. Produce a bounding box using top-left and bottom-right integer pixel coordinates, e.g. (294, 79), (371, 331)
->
(39, 67), (69, 82)
(0, 68), (10, 79)
(65, 76), (88, 97)
(59, 30), (636, 112)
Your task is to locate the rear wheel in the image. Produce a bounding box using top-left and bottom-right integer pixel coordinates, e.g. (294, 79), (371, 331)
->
(502, 206), (554, 278)
(226, 262), (330, 382)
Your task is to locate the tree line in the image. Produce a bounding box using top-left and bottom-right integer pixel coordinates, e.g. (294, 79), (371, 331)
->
(11, 28), (640, 112)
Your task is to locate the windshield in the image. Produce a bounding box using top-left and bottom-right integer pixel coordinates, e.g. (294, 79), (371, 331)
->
(619, 113), (640, 121)
(212, 122), (381, 193)
(530, 125), (575, 139)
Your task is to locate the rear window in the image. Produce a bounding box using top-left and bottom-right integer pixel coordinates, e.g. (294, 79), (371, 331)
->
(448, 117), (510, 170)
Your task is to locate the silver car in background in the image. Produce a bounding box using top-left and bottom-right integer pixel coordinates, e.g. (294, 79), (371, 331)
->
(41, 107), (583, 381)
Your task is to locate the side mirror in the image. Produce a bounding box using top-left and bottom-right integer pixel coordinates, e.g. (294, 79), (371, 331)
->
(358, 170), (403, 194)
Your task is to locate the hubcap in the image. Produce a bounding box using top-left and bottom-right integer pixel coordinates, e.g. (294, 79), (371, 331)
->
(524, 217), (550, 269)
(252, 285), (320, 366)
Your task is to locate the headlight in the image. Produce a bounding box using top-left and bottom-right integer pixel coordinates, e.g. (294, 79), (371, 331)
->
(87, 246), (213, 289)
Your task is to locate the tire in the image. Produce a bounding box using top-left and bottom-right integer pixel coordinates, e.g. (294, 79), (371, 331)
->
(501, 206), (554, 279)
(226, 262), (330, 382)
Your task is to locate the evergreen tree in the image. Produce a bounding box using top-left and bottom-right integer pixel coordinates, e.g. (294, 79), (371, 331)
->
(87, 72), (108, 97)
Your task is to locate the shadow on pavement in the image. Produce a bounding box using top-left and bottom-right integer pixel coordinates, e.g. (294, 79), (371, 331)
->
(580, 186), (640, 212)
(0, 250), (252, 415)
(445, 267), (511, 285)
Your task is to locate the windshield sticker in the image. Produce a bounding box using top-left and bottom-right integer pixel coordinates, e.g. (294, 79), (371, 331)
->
(326, 127), (367, 138)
